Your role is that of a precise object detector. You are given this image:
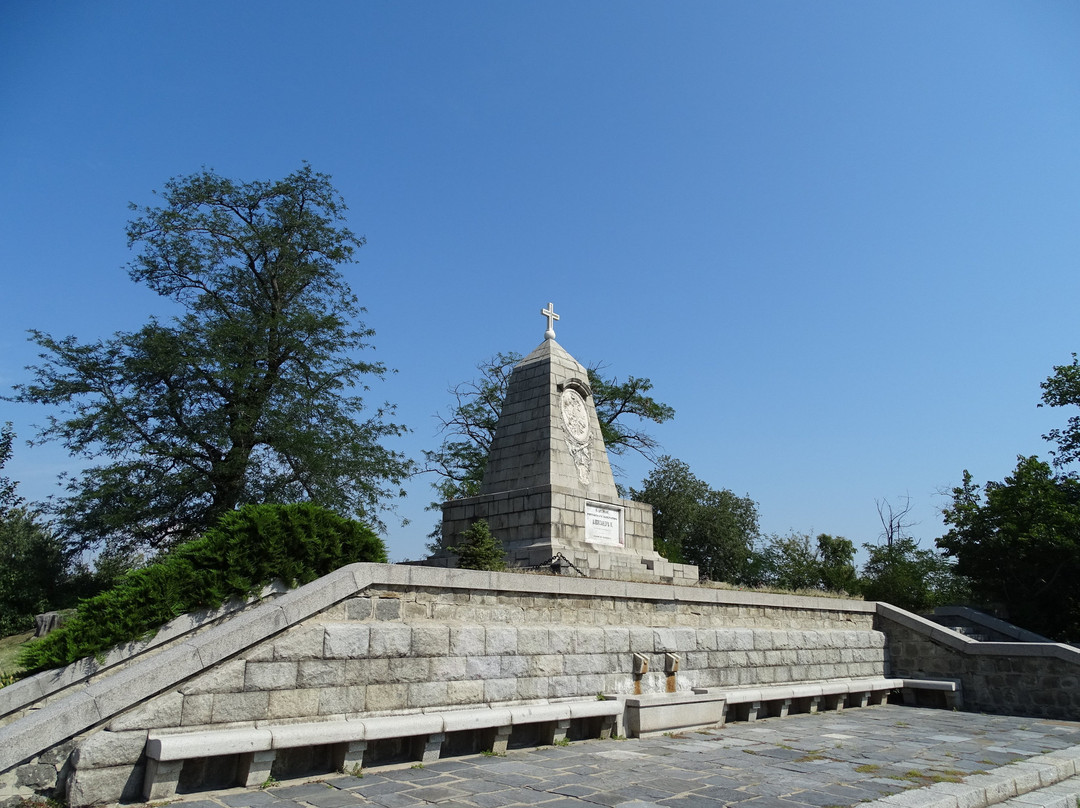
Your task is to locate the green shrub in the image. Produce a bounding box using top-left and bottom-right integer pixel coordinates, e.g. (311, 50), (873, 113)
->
(449, 519), (506, 571)
(18, 503), (385, 674)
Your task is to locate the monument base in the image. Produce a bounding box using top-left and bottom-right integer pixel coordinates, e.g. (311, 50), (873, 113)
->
(434, 484), (699, 583)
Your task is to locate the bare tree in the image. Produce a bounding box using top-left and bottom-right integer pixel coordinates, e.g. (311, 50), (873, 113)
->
(876, 495), (917, 547)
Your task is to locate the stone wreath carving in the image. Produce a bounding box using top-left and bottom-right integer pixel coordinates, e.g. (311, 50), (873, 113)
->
(559, 382), (592, 485)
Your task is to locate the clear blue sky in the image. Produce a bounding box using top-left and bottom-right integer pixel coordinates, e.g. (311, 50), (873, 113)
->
(3, 2), (1080, 563)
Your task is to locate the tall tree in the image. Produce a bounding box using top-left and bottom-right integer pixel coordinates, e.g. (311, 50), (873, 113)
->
(15, 166), (411, 554)
(425, 352), (675, 502)
(816, 533), (861, 595)
(756, 532), (861, 595)
(861, 537), (966, 613)
(938, 456), (1080, 639)
(876, 495), (916, 548)
(1040, 353), (1080, 469)
(0, 509), (71, 636)
(0, 422), (22, 518)
(630, 456), (758, 583)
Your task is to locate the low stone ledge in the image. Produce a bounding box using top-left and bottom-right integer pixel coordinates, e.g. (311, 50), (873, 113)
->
(508, 703), (573, 724)
(146, 727), (273, 760)
(569, 700), (622, 719)
(360, 713), (442, 740)
(270, 720), (363, 748)
(441, 707), (513, 732)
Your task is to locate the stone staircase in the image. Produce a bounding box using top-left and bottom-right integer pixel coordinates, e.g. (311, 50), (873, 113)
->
(860, 747), (1080, 808)
(998, 775), (1080, 808)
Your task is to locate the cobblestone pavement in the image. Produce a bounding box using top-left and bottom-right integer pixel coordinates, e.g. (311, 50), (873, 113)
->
(161, 706), (1080, 808)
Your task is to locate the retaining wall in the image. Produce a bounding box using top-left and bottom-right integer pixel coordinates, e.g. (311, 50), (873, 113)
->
(0, 565), (877, 807)
(877, 603), (1080, 720)
(12, 568), (1080, 807)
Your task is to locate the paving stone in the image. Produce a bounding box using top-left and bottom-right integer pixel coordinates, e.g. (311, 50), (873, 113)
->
(217, 792), (288, 807)
(144, 706), (1080, 808)
(405, 784), (471, 802)
(303, 789), (369, 808)
(364, 793), (431, 808)
(266, 783), (338, 801)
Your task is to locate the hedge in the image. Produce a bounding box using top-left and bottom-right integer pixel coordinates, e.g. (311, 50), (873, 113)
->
(18, 503), (386, 674)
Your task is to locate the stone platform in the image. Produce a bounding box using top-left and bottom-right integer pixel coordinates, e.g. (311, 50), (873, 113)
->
(145, 705), (1080, 808)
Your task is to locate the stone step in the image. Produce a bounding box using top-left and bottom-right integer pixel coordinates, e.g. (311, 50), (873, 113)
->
(941, 624), (990, 642)
(864, 748), (1080, 808)
(999, 774), (1080, 808)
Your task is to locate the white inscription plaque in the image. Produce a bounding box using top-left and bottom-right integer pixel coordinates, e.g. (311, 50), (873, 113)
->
(585, 502), (624, 547)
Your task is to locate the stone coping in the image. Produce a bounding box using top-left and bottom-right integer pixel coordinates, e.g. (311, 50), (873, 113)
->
(0, 563), (874, 774)
(877, 602), (1080, 664)
(0, 581), (291, 725)
(931, 606), (1055, 644)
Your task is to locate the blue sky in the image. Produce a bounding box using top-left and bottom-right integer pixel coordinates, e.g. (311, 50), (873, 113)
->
(3, 2), (1080, 563)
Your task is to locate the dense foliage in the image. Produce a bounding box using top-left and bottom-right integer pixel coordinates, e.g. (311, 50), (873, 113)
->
(0, 423), (19, 517)
(631, 456), (759, 582)
(448, 519), (507, 571)
(17, 503), (386, 674)
(862, 537), (968, 613)
(0, 425), (98, 635)
(754, 532), (861, 595)
(0, 509), (73, 636)
(14, 166), (410, 555)
(1040, 353), (1080, 468)
(939, 456), (1080, 640)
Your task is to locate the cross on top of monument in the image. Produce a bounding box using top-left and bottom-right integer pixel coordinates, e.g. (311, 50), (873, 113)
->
(542, 302), (559, 340)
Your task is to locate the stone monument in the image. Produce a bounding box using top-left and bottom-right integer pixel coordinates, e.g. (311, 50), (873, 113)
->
(436, 304), (698, 583)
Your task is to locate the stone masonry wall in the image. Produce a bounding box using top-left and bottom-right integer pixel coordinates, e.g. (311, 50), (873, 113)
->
(439, 486), (675, 580)
(878, 610), (1080, 720)
(26, 579), (880, 806)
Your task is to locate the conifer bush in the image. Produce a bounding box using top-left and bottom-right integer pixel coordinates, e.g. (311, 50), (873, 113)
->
(17, 503), (386, 674)
(449, 519), (506, 571)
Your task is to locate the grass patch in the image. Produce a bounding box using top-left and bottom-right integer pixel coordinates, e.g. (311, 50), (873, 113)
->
(0, 631), (33, 678)
(796, 751), (827, 762)
(887, 768), (965, 786)
(855, 764), (881, 774)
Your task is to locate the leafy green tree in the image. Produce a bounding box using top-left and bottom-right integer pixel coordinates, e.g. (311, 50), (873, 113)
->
(0, 422), (21, 517)
(862, 537), (967, 613)
(816, 533), (861, 595)
(756, 532), (860, 595)
(448, 519), (507, 571)
(425, 353), (518, 503)
(0, 509), (70, 635)
(1040, 353), (1080, 468)
(630, 456), (758, 582)
(425, 352), (675, 502)
(938, 456), (1080, 639)
(14, 166), (410, 555)
(758, 532), (820, 591)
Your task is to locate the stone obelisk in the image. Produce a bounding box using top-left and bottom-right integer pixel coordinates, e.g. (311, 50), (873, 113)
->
(437, 304), (698, 583)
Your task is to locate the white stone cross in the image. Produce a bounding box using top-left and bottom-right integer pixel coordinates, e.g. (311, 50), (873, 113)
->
(542, 302), (559, 340)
